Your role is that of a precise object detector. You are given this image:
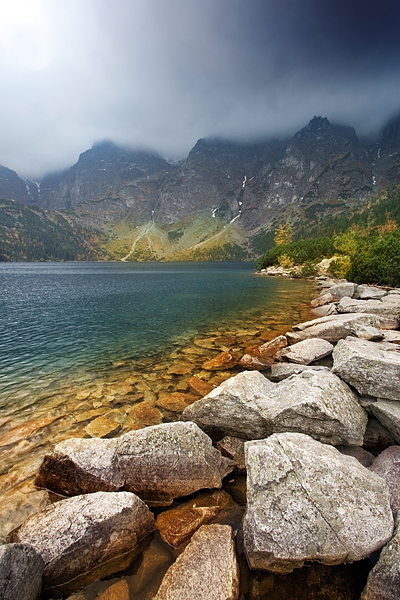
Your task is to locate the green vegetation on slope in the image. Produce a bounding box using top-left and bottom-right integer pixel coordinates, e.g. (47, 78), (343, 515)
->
(0, 199), (106, 261)
(257, 184), (400, 286)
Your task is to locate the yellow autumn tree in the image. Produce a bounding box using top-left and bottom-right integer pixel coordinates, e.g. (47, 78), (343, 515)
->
(274, 222), (293, 246)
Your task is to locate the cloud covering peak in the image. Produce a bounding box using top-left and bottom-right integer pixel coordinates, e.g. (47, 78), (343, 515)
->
(0, 0), (399, 178)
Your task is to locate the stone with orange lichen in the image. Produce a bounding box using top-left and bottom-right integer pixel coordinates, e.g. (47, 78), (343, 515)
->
(155, 490), (234, 548)
(202, 352), (240, 371)
(122, 402), (162, 431)
(107, 382), (134, 396)
(188, 376), (213, 397)
(167, 361), (195, 376)
(156, 392), (198, 413)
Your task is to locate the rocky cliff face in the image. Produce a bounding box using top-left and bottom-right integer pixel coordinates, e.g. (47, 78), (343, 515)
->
(0, 114), (399, 260)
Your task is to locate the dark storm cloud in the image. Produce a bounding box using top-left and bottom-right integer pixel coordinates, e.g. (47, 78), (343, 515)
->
(0, 0), (399, 178)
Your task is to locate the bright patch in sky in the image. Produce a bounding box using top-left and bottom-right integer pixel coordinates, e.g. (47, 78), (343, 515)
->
(0, 0), (55, 70)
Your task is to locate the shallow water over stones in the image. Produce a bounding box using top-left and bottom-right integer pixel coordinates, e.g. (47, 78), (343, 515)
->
(0, 269), (324, 599)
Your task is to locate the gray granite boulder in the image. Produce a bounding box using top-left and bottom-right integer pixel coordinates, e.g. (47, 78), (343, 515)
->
(261, 370), (367, 446)
(154, 524), (239, 600)
(7, 491), (155, 598)
(243, 433), (393, 574)
(361, 514), (400, 600)
(337, 297), (400, 324)
(35, 437), (123, 496)
(0, 543), (44, 600)
(184, 370), (366, 446)
(350, 322), (383, 341)
(293, 313), (388, 343)
(332, 337), (400, 402)
(370, 446), (400, 514)
(310, 292), (334, 307)
(355, 285), (388, 300)
(362, 399), (400, 444)
(116, 422), (235, 505)
(269, 363), (331, 382)
(310, 303), (338, 318)
(327, 282), (357, 299)
(278, 338), (334, 365)
(181, 371), (275, 441)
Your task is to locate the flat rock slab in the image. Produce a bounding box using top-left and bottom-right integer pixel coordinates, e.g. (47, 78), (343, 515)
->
(0, 543), (44, 600)
(243, 432), (393, 574)
(278, 338), (334, 365)
(361, 514), (400, 600)
(293, 313), (387, 343)
(269, 363), (331, 382)
(154, 524), (239, 600)
(116, 422), (234, 505)
(355, 285), (388, 300)
(337, 297), (400, 323)
(7, 491), (155, 598)
(181, 371), (276, 441)
(332, 337), (400, 402)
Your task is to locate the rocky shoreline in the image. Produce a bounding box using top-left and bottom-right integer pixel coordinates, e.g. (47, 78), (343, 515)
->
(2, 277), (400, 599)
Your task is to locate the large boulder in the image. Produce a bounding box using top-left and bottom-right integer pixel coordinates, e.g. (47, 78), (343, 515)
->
(0, 543), (44, 600)
(181, 371), (275, 441)
(154, 524), (239, 600)
(243, 433), (393, 573)
(262, 370), (367, 445)
(7, 491), (155, 598)
(277, 338), (334, 365)
(327, 282), (357, 299)
(332, 337), (400, 402)
(35, 437), (123, 496)
(183, 370), (367, 446)
(361, 514), (400, 600)
(116, 422), (234, 505)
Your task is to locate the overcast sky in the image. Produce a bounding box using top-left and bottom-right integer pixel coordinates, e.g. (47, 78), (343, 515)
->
(0, 0), (399, 178)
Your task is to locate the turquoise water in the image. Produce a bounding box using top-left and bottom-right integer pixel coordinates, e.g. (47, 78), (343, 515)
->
(0, 262), (314, 407)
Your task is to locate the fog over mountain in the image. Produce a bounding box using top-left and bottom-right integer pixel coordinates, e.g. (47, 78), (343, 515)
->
(0, 0), (399, 179)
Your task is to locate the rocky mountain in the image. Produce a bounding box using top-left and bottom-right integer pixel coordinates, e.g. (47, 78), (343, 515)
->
(0, 114), (399, 261)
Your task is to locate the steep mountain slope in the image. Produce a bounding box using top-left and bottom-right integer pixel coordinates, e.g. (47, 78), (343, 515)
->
(0, 114), (399, 261)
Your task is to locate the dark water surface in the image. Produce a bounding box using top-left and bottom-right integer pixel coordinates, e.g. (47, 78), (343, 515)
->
(0, 261), (315, 410)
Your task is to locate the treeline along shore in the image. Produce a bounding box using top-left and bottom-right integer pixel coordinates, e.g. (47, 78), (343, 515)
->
(2, 275), (400, 599)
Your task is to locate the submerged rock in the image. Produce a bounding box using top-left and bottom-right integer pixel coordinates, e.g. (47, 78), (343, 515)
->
(332, 337), (400, 402)
(154, 524), (240, 600)
(0, 543), (44, 600)
(243, 432), (393, 573)
(7, 491), (155, 598)
(155, 489), (236, 548)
